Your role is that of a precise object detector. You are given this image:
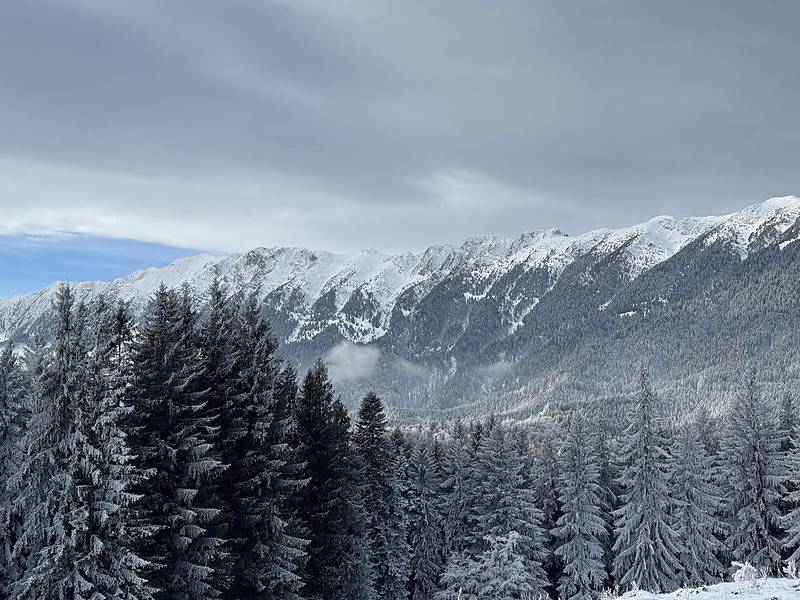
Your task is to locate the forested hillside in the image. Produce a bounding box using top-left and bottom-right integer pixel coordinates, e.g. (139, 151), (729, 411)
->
(2, 282), (800, 599)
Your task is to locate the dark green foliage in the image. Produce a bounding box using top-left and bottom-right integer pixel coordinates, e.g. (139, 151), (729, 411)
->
(128, 284), (225, 600)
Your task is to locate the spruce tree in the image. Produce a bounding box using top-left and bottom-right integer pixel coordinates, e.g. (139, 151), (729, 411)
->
(723, 371), (785, 574)
(7, 334), (47, 588)
(9, 287), (152, 599)
(440, 419), (474, 554)
(9, 285), (89, 599)
(331, 398), (374, 600)
(612, 367), (683, 593)
(670, 420), (725, 587)
(0, 340), (25, 593)
(438, 531), (546, 600)
(222, 289), (307, 599)
(468, 423), (549, 597)
(532, 424), (561, 590)
(553, 415), (608, 600)
(594, 405), (621, 576)
(76, 297), (154, 599)
(407, 436), (446, 600)
(353, 392), (409, 600)
(294, 361), (372, 600)
(128, 284), (226, 600)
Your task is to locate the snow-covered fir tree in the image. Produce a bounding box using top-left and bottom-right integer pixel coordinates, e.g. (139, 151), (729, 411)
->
(612, 366), (683, 593)
(9, 286), (90, 599)
(531, 423), (562, 590)
(552, 414), (608, 600)
(437, 531), (547, 600)
(0, 340), (25, 594)
(330, 397), (374, 600)
(214, 288), (307, 599)
(439, 422), (548, 599)
(407, 436), (446, 600)
(722, 371), (785, 574)
(439, 419), (474, 555)
(353, 392), (410, 600)
(593, 405), (621, 576)
(196, 277), (236, 593)
(75, 296), (154, 599)
(8, 287), (152, 599)
(670, 420), (726, 587)
(294, 361), (372, 600)
(127, 284), (226, 600)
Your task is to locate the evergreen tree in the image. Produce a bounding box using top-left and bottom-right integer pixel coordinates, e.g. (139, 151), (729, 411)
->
(723, 371), (785, 574)
(437, 532), (546, 600)
(330, 397), (374, 600)
(294, 361), (372, 600)
(532, 424), (561, 590)
(0, 340), (25, 593)
(7, 334), (47, 587)
(353, 392), (409, 600)
(222, 290), (307, 599)
(76, 297), (154, 599)
(439, 419), (474, 554)
(407, 436), (445, 600)
(593, 406), (620, 577)
(670, 421), (725, 586)
(552, 415), (607, 600)
(466, 424), (549, 597)
(128, 284), (226, 600)
(197, 277), (235, 592)
(9, 287), (152, 599)
(9, 286), (90, 599)
(612, 367), (683, 593)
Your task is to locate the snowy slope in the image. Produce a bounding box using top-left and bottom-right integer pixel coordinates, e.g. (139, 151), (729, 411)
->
(622, 578), (800, 600)
(0, 196), (798, 347)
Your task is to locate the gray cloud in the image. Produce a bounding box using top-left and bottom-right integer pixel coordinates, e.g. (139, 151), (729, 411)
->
(324, 342), (380, 383)
(1, 0), (799, 252)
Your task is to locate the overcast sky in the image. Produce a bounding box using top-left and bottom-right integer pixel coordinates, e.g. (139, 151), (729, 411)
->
(1, 0), (799, 265)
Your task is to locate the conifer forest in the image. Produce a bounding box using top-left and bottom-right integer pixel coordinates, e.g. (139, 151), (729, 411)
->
(0, 281), (798, 600)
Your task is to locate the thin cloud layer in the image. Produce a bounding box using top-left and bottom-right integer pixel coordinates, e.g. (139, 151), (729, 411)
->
(1, 0), (799, 252)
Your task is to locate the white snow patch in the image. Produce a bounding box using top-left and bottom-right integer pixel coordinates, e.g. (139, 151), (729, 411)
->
(621, 577), (800, 600)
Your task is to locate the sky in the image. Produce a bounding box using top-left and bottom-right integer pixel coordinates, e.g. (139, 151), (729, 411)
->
(1, 0), (799, 293)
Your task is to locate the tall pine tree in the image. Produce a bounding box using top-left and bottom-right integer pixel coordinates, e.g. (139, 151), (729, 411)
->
(219, 289), (307, 599)
(553, 414), (608, 600)
(670, 420), (725, 586)
(0, 340), (25, 594)
(353, 392), (409, 600)
(722, 371), (785, 574)
(294, 361), (372, 600)
(612, 367), (683, 593)
(128, 284), (226, 600)
(407, 436), (445, 600)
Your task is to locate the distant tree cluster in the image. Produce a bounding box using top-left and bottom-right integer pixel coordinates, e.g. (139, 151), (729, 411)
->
(1, 283), (800, 599)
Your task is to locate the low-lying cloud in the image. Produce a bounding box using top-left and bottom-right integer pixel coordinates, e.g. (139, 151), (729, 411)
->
(324, 342), (380, 383)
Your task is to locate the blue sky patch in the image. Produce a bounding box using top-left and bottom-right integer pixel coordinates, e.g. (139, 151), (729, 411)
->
(0, 234), (200, 297)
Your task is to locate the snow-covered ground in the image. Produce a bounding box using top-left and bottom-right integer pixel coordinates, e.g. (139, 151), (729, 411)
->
(621, 578), (800, 600)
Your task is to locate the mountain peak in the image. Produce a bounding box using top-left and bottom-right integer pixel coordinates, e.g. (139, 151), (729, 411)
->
(0, 195), (798, 352)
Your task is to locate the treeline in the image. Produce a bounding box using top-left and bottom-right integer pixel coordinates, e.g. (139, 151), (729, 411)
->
(0, 283), (799, 599)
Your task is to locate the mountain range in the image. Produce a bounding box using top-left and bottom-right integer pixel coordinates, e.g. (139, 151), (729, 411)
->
(2, 196), (800, 419)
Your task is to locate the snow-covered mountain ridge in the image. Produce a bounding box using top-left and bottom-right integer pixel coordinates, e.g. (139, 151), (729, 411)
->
(1, 196), (798, 348)
(2, 196), (800, 414)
